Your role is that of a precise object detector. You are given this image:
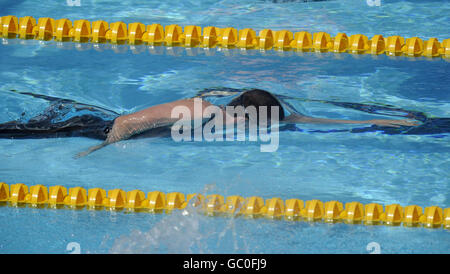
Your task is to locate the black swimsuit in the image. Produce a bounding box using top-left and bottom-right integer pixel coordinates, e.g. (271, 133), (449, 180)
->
(0, 91), (118, 140)
(0, 114), (115, 140)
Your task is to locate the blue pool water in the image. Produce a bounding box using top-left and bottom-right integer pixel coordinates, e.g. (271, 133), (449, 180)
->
(0, 0), (449, 253)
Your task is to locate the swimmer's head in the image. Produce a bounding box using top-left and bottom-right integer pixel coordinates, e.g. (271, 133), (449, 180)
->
(226, 89), (285, 122)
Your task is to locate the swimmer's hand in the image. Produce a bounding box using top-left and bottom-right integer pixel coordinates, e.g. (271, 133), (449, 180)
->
(368, 119), (420, 128)
(74, 142), (109, 159)
(74, 118), (126, 158)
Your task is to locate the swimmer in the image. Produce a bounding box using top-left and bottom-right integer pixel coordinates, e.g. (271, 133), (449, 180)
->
(0, 88), (435, 157)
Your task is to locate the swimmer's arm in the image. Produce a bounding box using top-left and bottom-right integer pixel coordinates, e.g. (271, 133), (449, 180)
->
(75, 98), (213, 158)
(282, 113), (419, 127)
(105, 116), (179, 143)
(105, 98), (213, 143)
(74, 117), (178, 158)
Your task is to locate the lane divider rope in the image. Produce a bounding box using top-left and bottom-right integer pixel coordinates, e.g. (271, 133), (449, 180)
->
(1, 15), (450, 59)
(0, 182), (448, 229)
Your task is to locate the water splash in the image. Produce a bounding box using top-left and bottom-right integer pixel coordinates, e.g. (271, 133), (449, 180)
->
(109, 187), (251, 254)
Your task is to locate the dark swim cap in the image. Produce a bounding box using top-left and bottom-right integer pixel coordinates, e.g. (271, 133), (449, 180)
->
(226, 89), (285, 121)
